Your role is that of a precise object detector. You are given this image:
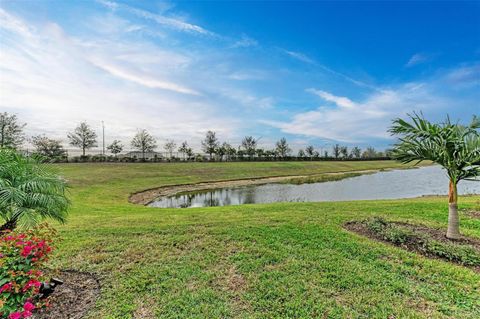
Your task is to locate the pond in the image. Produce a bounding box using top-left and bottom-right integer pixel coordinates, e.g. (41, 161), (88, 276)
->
(148, 166), (480, 208)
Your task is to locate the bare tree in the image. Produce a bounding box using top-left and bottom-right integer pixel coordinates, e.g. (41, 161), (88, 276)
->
(275, 137), (291, 158)
(223, 142), (235, 161)
(298, 149), (306, 158)
(131, 129), (157, 160)
(305, 145), (315, 159)
(340, 146), (349, 158)
(67, 122), (97, 156)
(31, 135), (66, 160)
(164, 139), (176, 158)
(201, 131), (219, 160)
(241, 136), (257, 159)
(351, 146), (361, 158)
(0, 112), (26, 149)
(178, 141), (192, 160)
(362, 146), (377, 158)
(107, 140), (123, 157)
(333, 144), (341, 159)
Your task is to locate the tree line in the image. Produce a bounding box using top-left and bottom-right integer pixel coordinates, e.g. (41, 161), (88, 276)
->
(0, 112), (391, 162)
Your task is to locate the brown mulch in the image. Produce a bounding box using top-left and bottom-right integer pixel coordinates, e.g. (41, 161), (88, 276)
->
(344, 220), (480, 272)
(35, 270), (100, 319)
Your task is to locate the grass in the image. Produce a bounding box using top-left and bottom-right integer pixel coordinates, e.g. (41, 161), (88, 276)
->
(40, 161), (480, 318)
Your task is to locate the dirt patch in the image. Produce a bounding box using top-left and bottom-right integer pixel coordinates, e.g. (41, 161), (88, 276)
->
(129, 169), (385, 205)
(226, 266), (247, 292)
(133, 299), (156, 319)
(35, 270), (100, 319)
(464, 210), (480, 219)
(344, 220), (480, 272)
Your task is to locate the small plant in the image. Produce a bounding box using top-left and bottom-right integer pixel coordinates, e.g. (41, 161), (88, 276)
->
(360, 218), (480, 267)
(0, 224), (58, 318)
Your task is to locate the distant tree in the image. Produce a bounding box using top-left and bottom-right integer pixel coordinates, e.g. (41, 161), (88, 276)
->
(351, 146), (362, 158)
(362, 146), (377, 158)
(390, 113), (480, 239)
(313, 151), (320, 158)
(340, 146), (349, 158)
(265, 149), (276, 160)
(31, 135), (66, 160)
(255, 148), (265, 159)
(164, 139), (176, 158)
(131, 129), (156, 160)
(224, 143), (236, 161)
(178, 141), (192, 160)
(216, 143), (227, 160)
(384, 148), (394, 158)
(275, 138), (291, 158)
(324, 150), (329, 158)
(237, 149), (245, 160)
(305, 145), (315, 159)
(67, 122), (97, 156)
(201, 131), (219, 159)
(333, 144), (341, 159)
(0, 112), (26, 149)
(107, 140), (123, 157)
(298, 149), (306, 159)
(241, 136), (257, 159)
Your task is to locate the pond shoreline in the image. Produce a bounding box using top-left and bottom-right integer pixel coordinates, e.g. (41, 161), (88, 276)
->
(129, 168), (401, 205)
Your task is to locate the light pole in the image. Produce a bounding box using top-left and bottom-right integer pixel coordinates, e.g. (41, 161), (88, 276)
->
(102, 121), (105, 156)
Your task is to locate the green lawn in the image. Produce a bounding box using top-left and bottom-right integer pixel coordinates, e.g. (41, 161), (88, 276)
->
(48, 161), (479, 318)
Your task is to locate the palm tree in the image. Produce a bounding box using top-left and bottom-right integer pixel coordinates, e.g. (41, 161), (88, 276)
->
(390, 113), (480, 239)
(0, 149), (69, 231)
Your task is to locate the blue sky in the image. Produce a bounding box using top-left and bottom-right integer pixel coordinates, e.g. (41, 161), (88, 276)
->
(1, 0), (479, 151)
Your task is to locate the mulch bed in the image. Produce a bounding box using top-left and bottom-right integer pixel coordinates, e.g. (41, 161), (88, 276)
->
(34, 270), (100, 319)
(344, 220), (480, 272)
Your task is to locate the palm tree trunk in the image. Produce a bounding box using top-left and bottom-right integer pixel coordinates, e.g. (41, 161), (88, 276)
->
(446, 180), (460, 239)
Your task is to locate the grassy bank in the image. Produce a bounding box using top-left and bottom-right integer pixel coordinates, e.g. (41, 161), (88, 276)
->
(45, 161), (479, 318)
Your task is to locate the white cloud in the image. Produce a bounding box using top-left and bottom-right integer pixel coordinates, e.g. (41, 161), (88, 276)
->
(283, 50), (314, 64)
(97, 1), (214, 36)
(263, 83), (450, 143)
(89, 58), (200, 95)
(306, 89), (356, 109)
(405, 53), (429, 67)
(0, 9), (238, 148)
(232, 34), (258, 48)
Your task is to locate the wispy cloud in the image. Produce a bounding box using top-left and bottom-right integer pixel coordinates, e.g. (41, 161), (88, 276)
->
(89, 58), (200, 95)
(306, 88), (356, 109)
(263, 66), (478, 143)
(0, 8), (237, 146)
(283, 50), (315, 64)
(405, 53), (430, 67)
(97, 0), (214, 36)
(232, 34), (258, 48)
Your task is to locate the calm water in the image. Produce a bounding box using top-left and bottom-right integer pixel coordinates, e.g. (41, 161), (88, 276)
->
(149, 166), (480, 208)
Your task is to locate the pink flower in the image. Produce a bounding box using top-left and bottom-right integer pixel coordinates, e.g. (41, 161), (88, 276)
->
(23, 279), (41, 292)
(23, 301), (35, 312)
(22, 310), (33, 318)
(21, 245), (33, 257)
(0, 282), (12, 293)
(8, 312), (22, 319)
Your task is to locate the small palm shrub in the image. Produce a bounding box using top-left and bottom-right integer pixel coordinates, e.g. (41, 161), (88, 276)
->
(0, 149), (69, 231)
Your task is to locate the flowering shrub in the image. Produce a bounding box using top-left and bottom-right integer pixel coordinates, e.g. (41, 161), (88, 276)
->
(0, 224), (57, 318)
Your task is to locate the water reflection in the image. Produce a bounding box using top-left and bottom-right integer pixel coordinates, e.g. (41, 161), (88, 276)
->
(148, 166), (480, 208)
